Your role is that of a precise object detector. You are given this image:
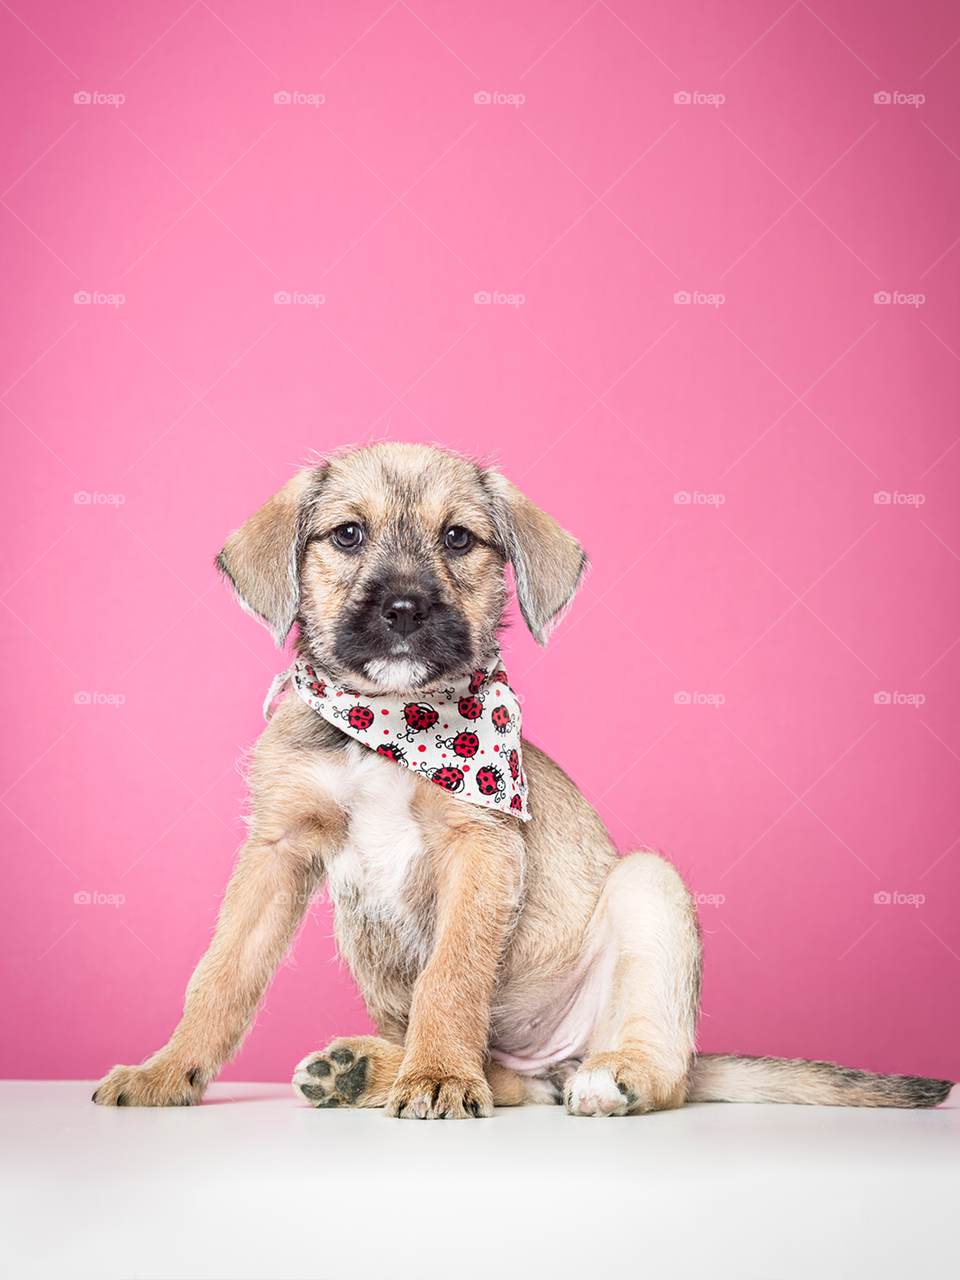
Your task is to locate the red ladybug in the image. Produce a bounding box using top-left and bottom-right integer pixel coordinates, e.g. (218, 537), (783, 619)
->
(398, 703), (439, 742)
(491, 705), (512, 733)
(475, 765), (504, 797)
(468, 669), (488, 695)
(377, 742), (406, 764)
(507, 748), (520, 780)
(435, 732), (479, 758)
(491, 669), (510, 688)
(403, 704), (438, 732)
(510, 794), (523, 813)
(331, 703), (373, 730)
(458, 695), (484, 721)
(306, 678), (326, 698)
(431, 765), (465, 793)
(347, 705), (374, 731)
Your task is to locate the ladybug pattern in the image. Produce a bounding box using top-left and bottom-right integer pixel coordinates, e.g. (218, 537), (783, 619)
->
(329, 704), (374, 731)
(282, 651), (529, 819)
(490, 705), (514, 734)
(435, 731), (480, 758)
(475, 765), (504, 799)
(397, 703), (439, 742)
(423, 764), (465, 793)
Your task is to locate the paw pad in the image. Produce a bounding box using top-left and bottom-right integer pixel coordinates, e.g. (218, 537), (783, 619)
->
(294, 1045), (369, 1109)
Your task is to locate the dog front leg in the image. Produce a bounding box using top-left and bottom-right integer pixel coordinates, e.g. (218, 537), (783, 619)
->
(386, 813), (523, 1119)
(93, 826), (328, 1106)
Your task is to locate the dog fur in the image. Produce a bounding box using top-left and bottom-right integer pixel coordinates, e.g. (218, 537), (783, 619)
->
(93, 443), (953, 1117)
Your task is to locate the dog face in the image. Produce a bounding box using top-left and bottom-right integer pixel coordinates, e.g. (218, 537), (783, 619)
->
(218, 443), (586, 692)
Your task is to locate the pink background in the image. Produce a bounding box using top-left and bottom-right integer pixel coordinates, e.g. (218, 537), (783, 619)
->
(2, 1), (958, 1086)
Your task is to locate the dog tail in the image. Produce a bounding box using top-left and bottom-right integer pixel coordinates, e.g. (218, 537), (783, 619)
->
(686, 1054), (953, 1108)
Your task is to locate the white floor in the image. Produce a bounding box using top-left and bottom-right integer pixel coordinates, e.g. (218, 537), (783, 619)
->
(1, 1081), (958, 1280)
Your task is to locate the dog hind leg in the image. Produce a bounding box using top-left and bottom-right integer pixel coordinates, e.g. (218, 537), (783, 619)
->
(294, 1040), (531, 1108)
(294, 1037), (405, 1108)
(565, 852), (701, 1117)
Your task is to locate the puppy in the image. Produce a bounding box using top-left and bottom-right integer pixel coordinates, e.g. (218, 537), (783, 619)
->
(94, 443), (953, 1116)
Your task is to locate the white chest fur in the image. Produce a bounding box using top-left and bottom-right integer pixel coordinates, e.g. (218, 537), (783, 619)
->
(310, 745), (431, 942)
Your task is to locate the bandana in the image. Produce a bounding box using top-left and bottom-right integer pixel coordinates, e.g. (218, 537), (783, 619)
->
(264, 652), (530, 820)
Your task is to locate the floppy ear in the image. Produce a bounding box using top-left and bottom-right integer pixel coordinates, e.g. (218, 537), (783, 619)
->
(481, 470), (587, 645)
(216, 467), (323, 646)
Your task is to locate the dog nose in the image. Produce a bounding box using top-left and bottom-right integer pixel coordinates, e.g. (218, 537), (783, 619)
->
(381, 595), (431, 636)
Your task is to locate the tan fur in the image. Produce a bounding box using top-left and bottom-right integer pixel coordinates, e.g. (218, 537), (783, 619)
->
(94, 444), (952, 1116)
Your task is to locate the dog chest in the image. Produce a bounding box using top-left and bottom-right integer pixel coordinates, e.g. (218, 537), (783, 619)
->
(309, 748), (434, 949)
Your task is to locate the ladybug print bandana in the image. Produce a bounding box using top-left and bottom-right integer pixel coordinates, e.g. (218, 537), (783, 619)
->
(264, 653), (530, 820)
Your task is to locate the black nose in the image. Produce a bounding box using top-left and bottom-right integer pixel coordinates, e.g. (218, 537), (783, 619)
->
(381, 595), (431, 636)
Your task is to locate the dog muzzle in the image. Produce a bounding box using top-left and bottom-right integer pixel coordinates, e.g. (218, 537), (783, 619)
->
(264, 653), (530, 820)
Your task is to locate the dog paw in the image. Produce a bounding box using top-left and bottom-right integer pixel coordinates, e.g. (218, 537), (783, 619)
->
(564, 1053), (685, 1116)
(293, 1036), (403, 1109)
(386, 1073), (494, 1119)
(565, 1065), (632, 1116)
(92, 1060), (207, 1107)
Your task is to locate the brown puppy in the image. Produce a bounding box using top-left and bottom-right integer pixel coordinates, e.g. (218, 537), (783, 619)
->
(94, 443), (952, 1116)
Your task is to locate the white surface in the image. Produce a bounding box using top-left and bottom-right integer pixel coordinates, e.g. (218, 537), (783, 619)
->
(1, 1081), (958, 1280)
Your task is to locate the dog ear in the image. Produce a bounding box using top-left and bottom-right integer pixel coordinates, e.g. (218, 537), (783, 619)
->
(481, 470), (587, 645)
(216, 466), (324, 646)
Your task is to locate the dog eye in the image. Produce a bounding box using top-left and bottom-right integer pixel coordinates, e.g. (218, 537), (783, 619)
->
(443, 526), (473, 553)
(332, 523), (364, 550)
